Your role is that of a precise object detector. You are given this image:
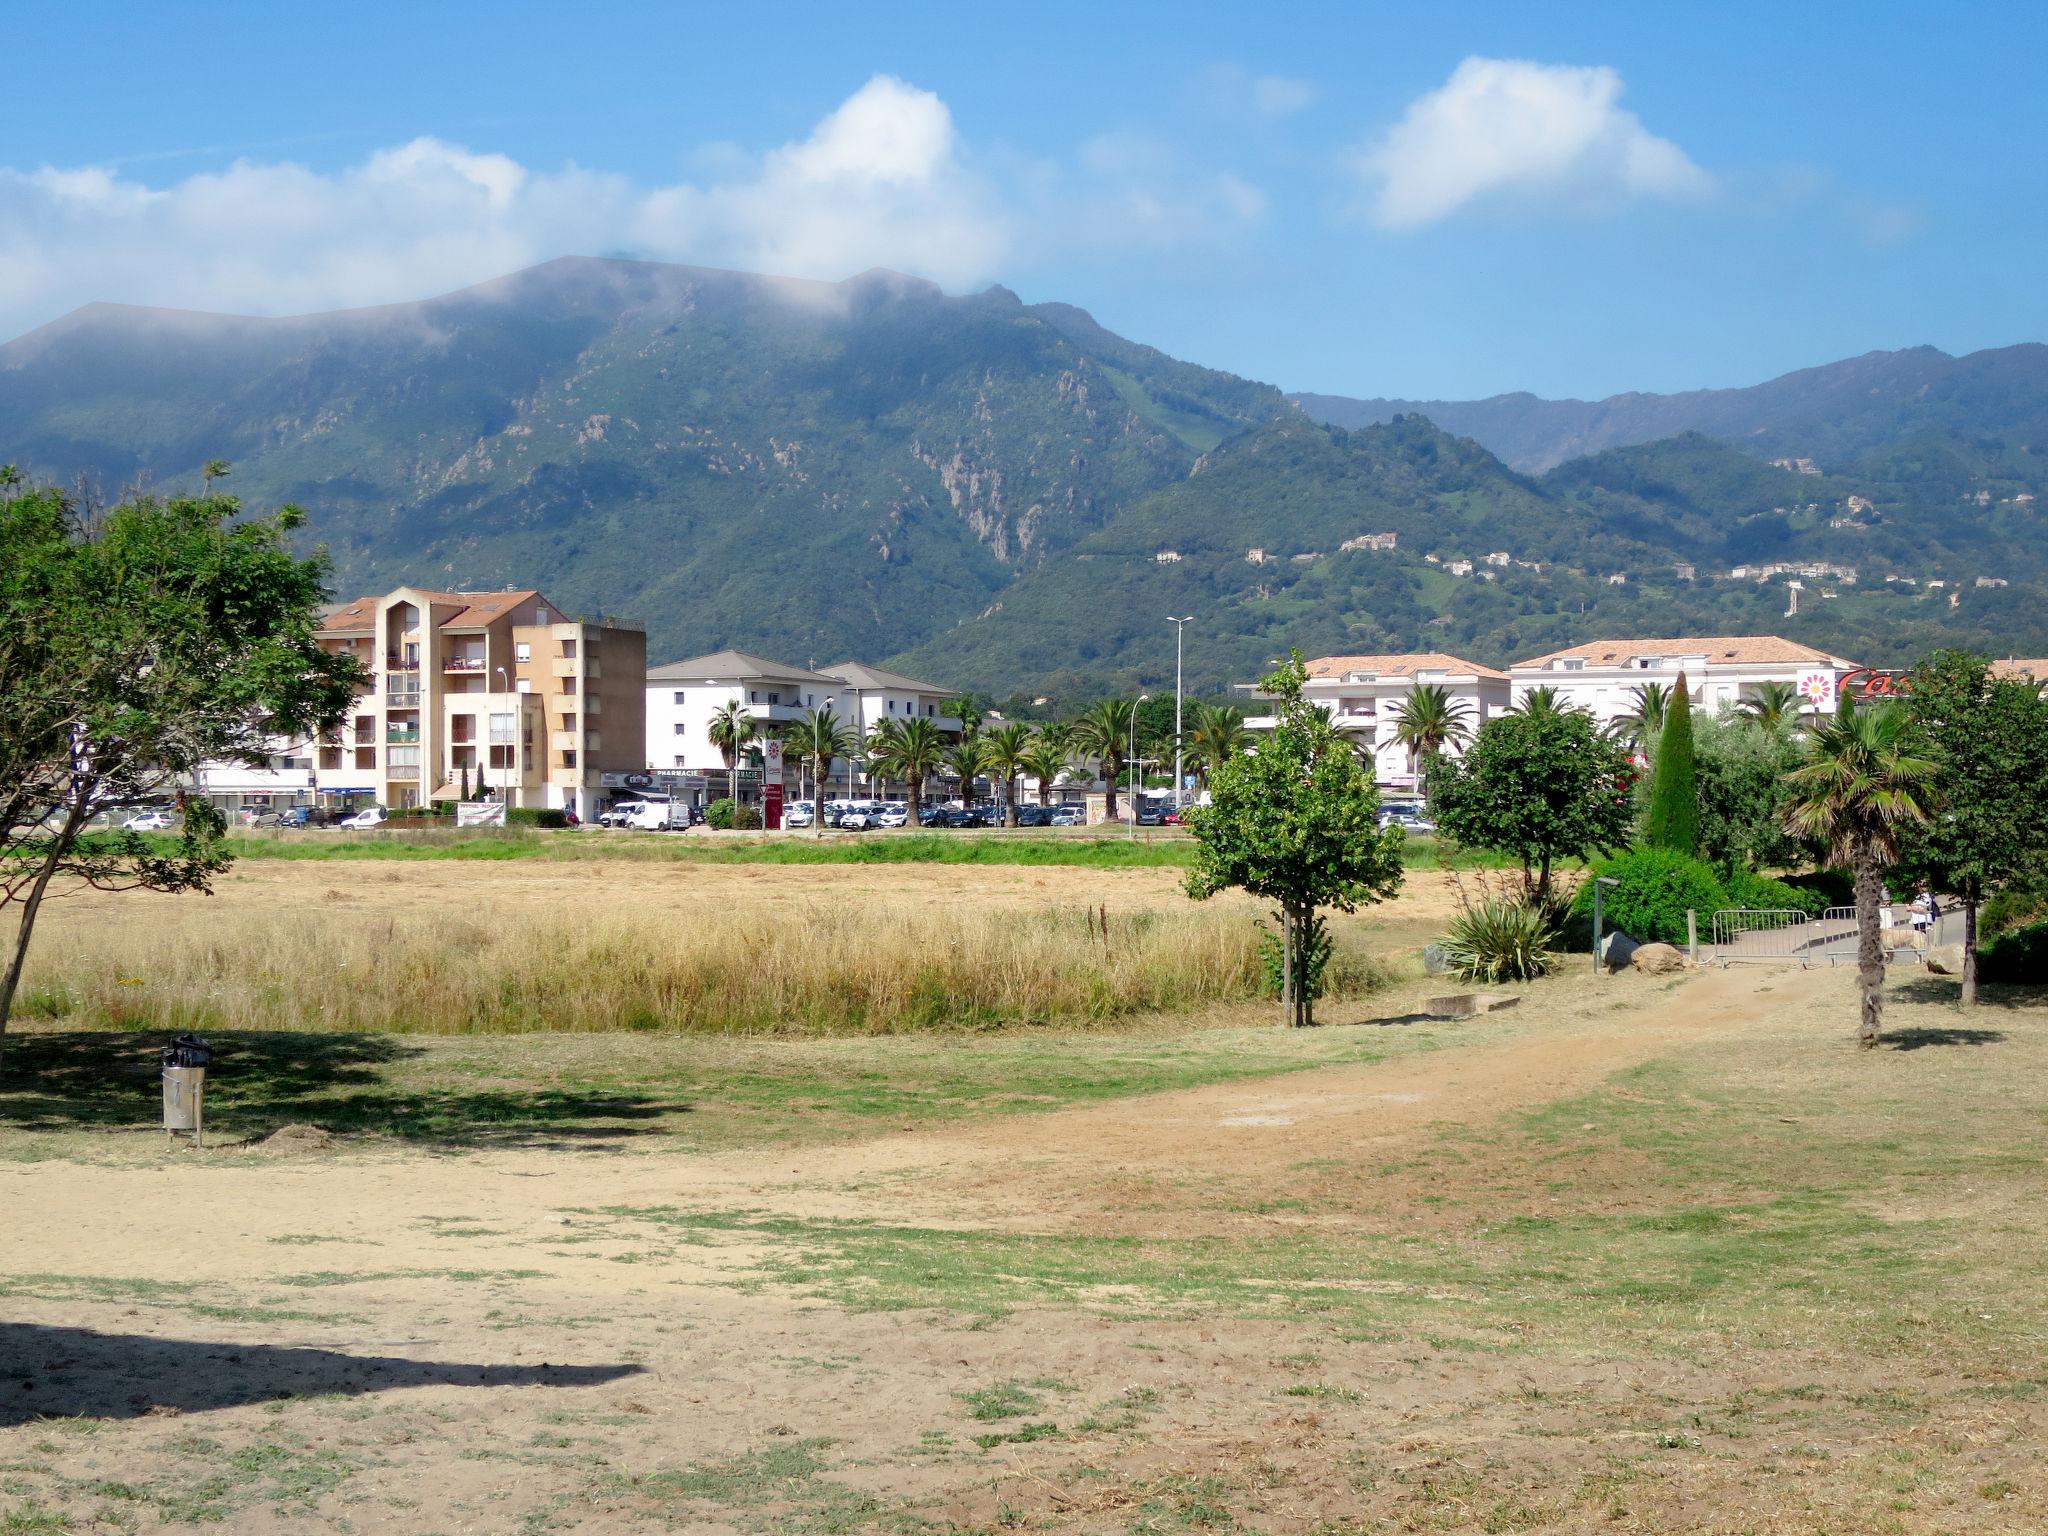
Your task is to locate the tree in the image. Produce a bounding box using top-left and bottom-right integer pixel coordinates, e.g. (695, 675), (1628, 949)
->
(1783, 701), (1940, 1047)
(0, 477), (367, 1071)
(946, 735), (990, 809)
(1740, 680), (1802, 731)
(1072, 699), (1137, 820)
(1184, 653), (1405, 1028)
(869, 717), (946, 822)
(792, 705), (857, 839)
(1512, 685), (1583, 717)
(1643, 671), (1699, 854)
(1019, 735), (1070, 807)
(1185, 702), (1250, 787)
(983, 722), (1033, 828)
(706, 700), (756, 807)
(1388, 683), (1473, 777)
(1619, 682), (1671, 748)
(1693, 712), (1804, 872)
(1427, 707), (1635, 907)
(1895, 651), (2048, 1006)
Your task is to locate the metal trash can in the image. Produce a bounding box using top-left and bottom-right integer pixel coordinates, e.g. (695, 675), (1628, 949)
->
(161, 1033), (213, 1143)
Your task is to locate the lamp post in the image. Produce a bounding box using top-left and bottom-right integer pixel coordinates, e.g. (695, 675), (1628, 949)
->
(494, 665), (511, 809)
(1128, 694), (1149, 841)
(1167, 616), (1193, 808)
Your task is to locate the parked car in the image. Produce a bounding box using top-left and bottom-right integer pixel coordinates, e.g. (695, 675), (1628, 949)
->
(918, 805), (953, 827)
(123, 810), (175, 832)
(1049, 805), (1085, 827)
(1135, 804), (1169, 826)
(338, 805), (388, 830)
(872, 804), (909, 828)
(785, 800), (816, 828)
(262, 805), (317, 829)
(1162, 809), (1186, 826)
(1014, 804), (1052, 828)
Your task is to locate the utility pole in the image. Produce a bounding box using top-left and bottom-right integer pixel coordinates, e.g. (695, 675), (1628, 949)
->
(1128, 694), (1149, 842)
(1167, 616), (1193, 808)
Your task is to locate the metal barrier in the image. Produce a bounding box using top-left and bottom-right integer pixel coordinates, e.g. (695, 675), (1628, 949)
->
(1709, 906), (1926, 967)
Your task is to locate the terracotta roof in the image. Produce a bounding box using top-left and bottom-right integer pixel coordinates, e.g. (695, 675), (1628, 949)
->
(1513, 635), (1856, 669)
(1992, 658), (2048, 683)
(315, 589), (549, 634)
(318, 598), (381, 633)
(1302, 652), (1510, 683)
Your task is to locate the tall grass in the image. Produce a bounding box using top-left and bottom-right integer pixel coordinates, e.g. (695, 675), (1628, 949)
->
(17, 899), (1350, 1035)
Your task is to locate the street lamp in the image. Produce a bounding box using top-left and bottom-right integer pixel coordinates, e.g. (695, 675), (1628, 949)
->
(1128, 693), (1149, 841)
(1167, 616), (1193, 808)
(495, 665), (511, 809)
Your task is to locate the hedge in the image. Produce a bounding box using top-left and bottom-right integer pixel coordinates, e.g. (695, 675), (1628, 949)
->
(1571, 847), (1727, 946)
(506, 807), (569, 829)
(1980, 920), (2048, 985)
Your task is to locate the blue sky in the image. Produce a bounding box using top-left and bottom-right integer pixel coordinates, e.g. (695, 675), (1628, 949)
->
(5, 1), (2042, 399)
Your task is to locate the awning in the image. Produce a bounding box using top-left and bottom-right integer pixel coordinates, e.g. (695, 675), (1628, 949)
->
(431, 782), (463, 802)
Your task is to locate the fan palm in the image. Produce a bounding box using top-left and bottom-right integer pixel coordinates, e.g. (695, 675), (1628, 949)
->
(1071, 698), (1138, 820)
(706, 700), (757, 808)
(1618, 682), (1671, 747)
(1513, 685), (1572, 716)
(1389, 684), (1474, 775)
(1019, 735), (1071, 807)
(868, 717), (945, 822)
(1185, 702), (1250, 787)
(1740, 680), (1802, 731)
(946, 735), (991, 811)
(983, 722), (1033, 827)
(791, 705), (857, 838)
(1782, 701), (1941, 1048)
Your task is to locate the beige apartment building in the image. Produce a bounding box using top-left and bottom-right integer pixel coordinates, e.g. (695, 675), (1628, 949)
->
(314, 587), (646, 818)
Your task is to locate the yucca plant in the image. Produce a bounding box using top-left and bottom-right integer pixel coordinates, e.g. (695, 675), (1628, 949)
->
(1437, 899), (1558, 983)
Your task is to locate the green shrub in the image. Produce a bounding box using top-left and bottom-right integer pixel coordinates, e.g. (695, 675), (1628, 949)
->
(732, 805), (763, 830)
(505, 807), (569, 829)
(1723, 868), (1828, 917)
(1982, 874), (2048, 939)
(1980, 920), (2048, 984)
(1259, 911), (1334, 999)
(1572, 847), (1728, 945)
(705, 798), (737, 830)
(1437, 899), (1558, 982)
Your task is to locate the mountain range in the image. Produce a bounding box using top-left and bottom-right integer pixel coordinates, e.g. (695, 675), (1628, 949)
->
(3, 257), (2044, 701)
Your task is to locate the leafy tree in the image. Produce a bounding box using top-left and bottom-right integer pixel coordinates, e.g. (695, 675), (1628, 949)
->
(706, 700), (757, 808)
(1185, 702), (1250, 787)
(983, 722), (1033, 827)
(1072, 698), (1137, 820)
(1184, 654), (1405, 1027)
(1895, 651), (2048, 1005)
(1643, 671), (1700, 854)
(1782, 701), (1940, 1047)
(0, 476), (367, 1071)
(1427, 707), (1635, 907)
(791, 705), (857, 839)
(1693, 713), (1804, 872)
(1387, 683), (1473, 776)
(1740, 680), (1802, 731)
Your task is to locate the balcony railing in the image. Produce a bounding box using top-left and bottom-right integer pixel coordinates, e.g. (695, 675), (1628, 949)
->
(384, 654), (420, 671)
(443, 656), (485, 672)
(386, 728), (420, 745)
(385, 687), (421, 708)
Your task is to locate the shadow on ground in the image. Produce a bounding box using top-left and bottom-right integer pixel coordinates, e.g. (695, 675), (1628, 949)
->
(0, 1030), (682, 1147)
(0, 1322), (643, 1426)
(1885, 1026), (2007, 1051)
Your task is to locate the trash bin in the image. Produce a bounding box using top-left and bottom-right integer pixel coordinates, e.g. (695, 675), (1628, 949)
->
(161, 1033), (212, 1139)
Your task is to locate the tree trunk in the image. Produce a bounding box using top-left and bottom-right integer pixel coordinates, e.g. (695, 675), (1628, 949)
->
(1278, 905), (1294, 1026)
(907, 776), (921, 826)
(1854, 846), (1885, 1049)
(1104, 760), (1119, 823)
(1961, 893), (1978, 1009)
(1297, 902), (1317, 1028)
(1004, 776), (1018, 829)
(0, 793), (90, 1078)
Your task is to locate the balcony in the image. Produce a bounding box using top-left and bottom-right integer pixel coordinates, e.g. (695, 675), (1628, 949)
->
(385, 687), (421, 709)
(384, 655), (420, 672)
(551, 657), (582, 678)
(443, 656), (486, 672)
(386, 728), (420, 745)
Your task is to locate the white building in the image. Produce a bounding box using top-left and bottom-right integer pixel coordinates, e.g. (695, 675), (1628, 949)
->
(1509, 635), (1862, 727)
(1241, 652), (1513, 791)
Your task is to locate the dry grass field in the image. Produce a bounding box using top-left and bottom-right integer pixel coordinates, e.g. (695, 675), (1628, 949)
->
(4, 858), (2045, 1534)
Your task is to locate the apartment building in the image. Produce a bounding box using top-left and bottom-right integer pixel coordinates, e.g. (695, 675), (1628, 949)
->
(642, 652), (962, 803)
(1240, 653), (1512, 789)
(1509, 635), (1860, 727)
(310, 587), (646, 818)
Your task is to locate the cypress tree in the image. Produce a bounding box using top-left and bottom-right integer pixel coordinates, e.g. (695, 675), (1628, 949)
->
(1645, 670), (1700, 854)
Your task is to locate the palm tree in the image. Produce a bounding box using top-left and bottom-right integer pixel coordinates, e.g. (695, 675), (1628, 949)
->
(983, 722), (1033, 828)
(1782, 701), (1941, 1049)
(1072, 699), (1137, 820)
(1513, 685), (1573, 716)
(1741, 680), (1802, 732)
(1618, 682), (1671, 748)
(1019, 735), (1071, 807)
(791, 705), (856, 838)
(869, 717), (946, 823)
(1388, 684), (1474, 777)
(201, 458), (232, 489)
(1185, 702), (1250, 788)
(946, 735), (991, 812)
(706, 700), (757, 808)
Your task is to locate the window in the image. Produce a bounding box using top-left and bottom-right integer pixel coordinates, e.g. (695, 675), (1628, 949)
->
(515, 642), (531, 662)
(888, 699), (897, 712)
(516, 679), (531, 694)
(674, 722), (686, 735)
(673, 691), (687, 705)
(674, 755), (686, 767)
(559, 714), (576, 732)
(536, 607), (550, 624)
(767, 691), (780, 705)
(562, 749), (578, 768)
(489, 712), (516, 744)
(560, 638), (577, 659)
(561, 676), (577, 695)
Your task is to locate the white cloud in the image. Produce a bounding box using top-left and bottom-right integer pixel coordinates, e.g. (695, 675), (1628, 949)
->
(1251, 74), (1319, 117)
(0, 74), (1263, 339)
(1350, 57), (1712, 229)
(1194, 64), (1320, 119)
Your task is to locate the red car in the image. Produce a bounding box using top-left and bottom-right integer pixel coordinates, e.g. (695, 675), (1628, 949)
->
(1162, 809), (1187, 826)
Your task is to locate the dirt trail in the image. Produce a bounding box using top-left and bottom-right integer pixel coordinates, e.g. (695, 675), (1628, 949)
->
(5, 963), (1825, 1292)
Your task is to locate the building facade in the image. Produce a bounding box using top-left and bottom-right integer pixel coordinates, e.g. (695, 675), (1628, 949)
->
(304, 587), (645, 818)
(1509, 635), (1861, 728)
(1241, 653), (1513, 790)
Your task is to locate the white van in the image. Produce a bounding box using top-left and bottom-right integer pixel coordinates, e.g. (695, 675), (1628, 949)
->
(616, 798), (683, 831)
